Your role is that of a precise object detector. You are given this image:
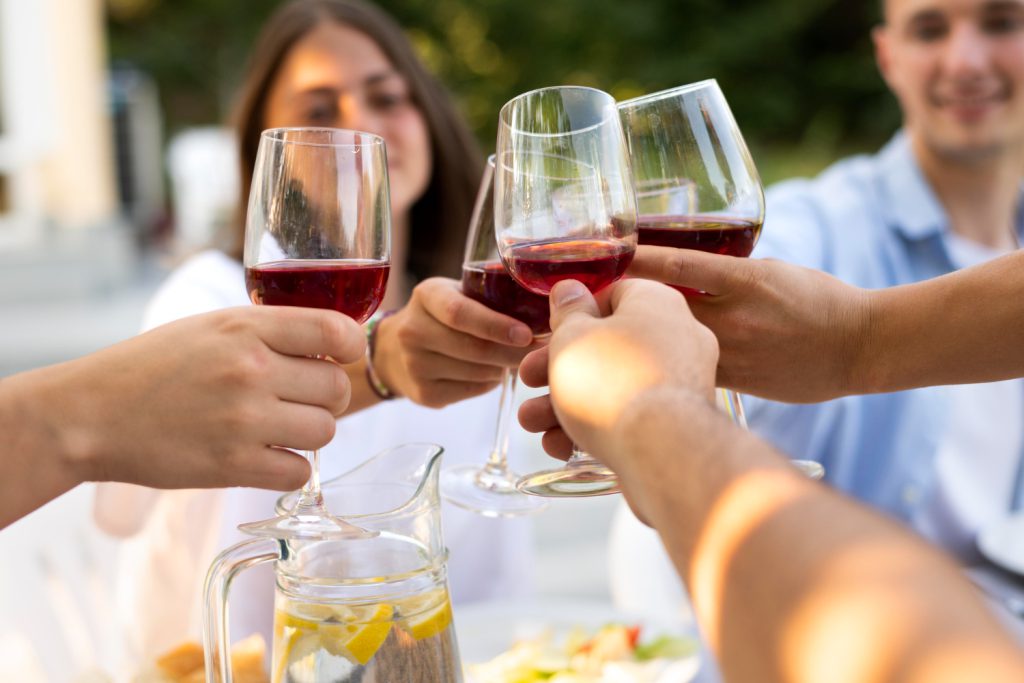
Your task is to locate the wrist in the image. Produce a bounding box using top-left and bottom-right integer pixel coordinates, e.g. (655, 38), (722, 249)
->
(3, 364), (96, 488)
(365, 310), (399, 401)
(843, 287), (884, 395)
(609, 386), (720, 482)
(606, 386), (729, 531)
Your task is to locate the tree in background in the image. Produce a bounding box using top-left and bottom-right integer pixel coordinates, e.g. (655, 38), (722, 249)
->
(107, 0), (900, 181)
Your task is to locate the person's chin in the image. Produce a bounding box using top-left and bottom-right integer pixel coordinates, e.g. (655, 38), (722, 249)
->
(927, 126), (1012, 163)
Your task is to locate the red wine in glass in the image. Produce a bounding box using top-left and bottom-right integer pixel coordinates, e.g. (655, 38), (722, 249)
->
(246, 259), (390, 324)
(637, 215), (761, 295)
(503, 238), (634, 296)
(636, 215), (762, 256)
(462, 261), (552, 335)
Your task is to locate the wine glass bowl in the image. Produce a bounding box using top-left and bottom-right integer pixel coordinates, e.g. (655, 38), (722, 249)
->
(240, 127), (392, 539)
(494, 86), (638, 497)
(495, 90), (638, 299)
(620, 80), (764, 273)
(619, 82), (823, 481)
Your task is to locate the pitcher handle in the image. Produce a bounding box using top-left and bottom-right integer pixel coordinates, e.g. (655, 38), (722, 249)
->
(203, 537), (280, 682)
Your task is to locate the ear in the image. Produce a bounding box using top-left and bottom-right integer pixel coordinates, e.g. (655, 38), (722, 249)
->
(872, 25), (895, 89)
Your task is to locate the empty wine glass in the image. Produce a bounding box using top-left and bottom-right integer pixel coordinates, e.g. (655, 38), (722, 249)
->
(494, 86), (638, 497)
(440, 156), (549, 517)
(618, 81), (823, 480)
(241, 127), (392, 539)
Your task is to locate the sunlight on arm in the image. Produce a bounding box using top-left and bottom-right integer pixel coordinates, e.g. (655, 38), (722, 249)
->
(689, 468), (806, 650)
(687, 469), (1024, 683)
(782, 540), (1024, 683)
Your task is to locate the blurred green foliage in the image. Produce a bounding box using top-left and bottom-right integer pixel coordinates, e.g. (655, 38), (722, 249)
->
(107, 0), (901, 183)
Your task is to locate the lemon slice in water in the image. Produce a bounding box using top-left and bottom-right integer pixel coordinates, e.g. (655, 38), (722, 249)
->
(397, 589), (453, 640)
(323, 603), (394, 665)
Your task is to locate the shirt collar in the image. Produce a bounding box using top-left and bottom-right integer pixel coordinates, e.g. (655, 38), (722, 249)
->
(876, 130), (1024, 242)
(875, 130), (949, 241)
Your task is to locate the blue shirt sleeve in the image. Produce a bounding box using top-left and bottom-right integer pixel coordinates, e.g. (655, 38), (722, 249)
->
(755, 178), (831, 269)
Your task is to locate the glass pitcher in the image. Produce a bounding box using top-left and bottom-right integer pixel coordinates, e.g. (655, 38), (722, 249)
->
(203, 443), (463, 683)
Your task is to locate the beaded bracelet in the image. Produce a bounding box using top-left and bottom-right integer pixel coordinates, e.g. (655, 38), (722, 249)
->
(365, 309), (399, 400)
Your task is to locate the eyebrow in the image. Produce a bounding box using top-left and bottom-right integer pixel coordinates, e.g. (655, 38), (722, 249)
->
(906, 8), (944, 25)
(981, 0), (1024, 10)
(295, 70), (404, 98)
(362, 70), (402, 87)
(906, 0), (1024, 21)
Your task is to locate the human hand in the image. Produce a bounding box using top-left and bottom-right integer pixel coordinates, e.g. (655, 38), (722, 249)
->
(629, 246), (871, 403)
(518, 278), (718, 462)
(372, 277), (540, 408)
(52, 306), (365, 490)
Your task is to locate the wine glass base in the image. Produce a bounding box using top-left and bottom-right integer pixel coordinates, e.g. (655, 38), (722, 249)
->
(441, 465), (549, 517)
(515, 463), (621, 498)
(792, 460), (825, 480)
(238, 512), (378, 541)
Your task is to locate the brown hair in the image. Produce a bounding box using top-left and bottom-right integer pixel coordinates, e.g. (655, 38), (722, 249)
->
(229, 0), (482, 280)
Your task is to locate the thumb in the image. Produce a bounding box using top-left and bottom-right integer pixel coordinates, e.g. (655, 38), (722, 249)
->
(549, 280), (600, 331)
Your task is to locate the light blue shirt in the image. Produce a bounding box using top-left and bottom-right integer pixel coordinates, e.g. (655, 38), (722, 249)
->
(748, 131), (1024, 549)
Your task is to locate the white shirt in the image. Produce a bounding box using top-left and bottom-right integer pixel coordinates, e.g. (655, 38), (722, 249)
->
(98, 250), (534, 663)
(912, 234), (1024, 559)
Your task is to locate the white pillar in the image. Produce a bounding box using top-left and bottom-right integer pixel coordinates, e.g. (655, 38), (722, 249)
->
(38, 0), (117, 230)
(0, 0), (116, 249)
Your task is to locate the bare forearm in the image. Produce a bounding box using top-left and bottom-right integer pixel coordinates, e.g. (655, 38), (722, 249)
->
(858, 252), (1024, 393)
(0, 365), (90, 528)
(610, 389), (1024, 683)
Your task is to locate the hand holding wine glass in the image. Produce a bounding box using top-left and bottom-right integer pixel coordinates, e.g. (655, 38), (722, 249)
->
(494, 85), (638, 497)
(367, 276), (538, 408)
(629, 246), (872, 404)
(516, 277), (720, 505)
(241, 127), (390, 540)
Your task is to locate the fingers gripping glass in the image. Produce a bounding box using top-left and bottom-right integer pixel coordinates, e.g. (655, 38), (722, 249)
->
(618, 81), (823, 480)
(494, 86), (639, 497)
(241, 127), (393, 539)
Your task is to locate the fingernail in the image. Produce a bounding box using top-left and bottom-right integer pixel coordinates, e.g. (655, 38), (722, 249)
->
(508, 325), (532, 346)
(552, 280), (588, 307)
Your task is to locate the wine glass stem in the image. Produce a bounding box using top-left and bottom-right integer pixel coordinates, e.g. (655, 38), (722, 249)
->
(483, 367), (517, 477)
(720, 388), (824, 479)
(567, 445), (593, 466)
(294, 448), (325, 513)
(294, 352), (328, 513)
(719, 388), (748, 428)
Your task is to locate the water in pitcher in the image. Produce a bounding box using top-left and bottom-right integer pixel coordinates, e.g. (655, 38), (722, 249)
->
(271, 586), (461, 683)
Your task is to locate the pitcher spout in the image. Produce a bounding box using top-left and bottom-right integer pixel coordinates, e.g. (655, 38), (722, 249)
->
(276, 443), (446, 557)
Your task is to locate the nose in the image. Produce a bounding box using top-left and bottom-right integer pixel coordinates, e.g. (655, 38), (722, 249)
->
(338, 94), (385, 136)
(941, 22), (990, 78)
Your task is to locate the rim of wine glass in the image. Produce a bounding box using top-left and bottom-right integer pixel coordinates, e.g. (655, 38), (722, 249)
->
(461, 154), (496, 265)
(260, 126), (386, 149)
(616, 78), (721, 111)
(498, 85), (619, 138)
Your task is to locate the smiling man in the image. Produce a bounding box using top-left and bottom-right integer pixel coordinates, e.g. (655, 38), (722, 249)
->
(732, 0), (1024, 562)
(622, 0), (1024, 574)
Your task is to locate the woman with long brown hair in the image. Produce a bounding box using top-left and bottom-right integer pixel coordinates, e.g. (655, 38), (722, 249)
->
(95, 0), (537, 661)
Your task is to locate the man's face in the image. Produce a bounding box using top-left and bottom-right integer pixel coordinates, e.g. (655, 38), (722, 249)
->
(875, 0), (1024, 162)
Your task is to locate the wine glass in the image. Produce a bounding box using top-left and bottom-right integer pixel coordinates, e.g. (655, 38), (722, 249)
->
(241, 127), (392, 539)
(494, 86), (638, 497)
(440, 156), (549, 517)
(618, 80), (823, 480)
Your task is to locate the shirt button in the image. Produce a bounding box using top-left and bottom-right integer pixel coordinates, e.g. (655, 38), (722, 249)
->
(902, 485), (921, 505)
